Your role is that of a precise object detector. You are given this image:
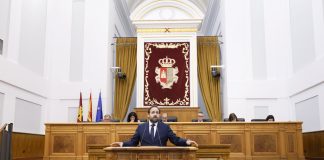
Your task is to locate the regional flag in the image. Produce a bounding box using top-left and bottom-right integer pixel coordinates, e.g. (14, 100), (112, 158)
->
(96, 92), (103, 122)
(77, 92), (83, 122)
(87, 92), (93, 122)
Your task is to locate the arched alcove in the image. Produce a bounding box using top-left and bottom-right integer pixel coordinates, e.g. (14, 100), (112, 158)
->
(130, 0), (204, 29)
(131, 0), (204, 20)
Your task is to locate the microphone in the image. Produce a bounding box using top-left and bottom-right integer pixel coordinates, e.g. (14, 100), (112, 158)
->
(139, 123), (147, 147)
(156, 124), (162, 147)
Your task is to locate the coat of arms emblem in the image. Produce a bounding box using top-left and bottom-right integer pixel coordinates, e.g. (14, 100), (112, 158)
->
(155, 56), (179, 89)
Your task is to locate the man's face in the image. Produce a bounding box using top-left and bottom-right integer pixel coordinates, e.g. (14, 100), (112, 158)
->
(148, 107), (160, 123)
(162, 113), (167, 122)
(198, 113), (204, 121)
(103, 115), (111, 122)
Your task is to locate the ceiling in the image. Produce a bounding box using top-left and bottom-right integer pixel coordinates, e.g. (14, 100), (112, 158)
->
(115, 0), (220, 36)
(125, 0), (211, 13)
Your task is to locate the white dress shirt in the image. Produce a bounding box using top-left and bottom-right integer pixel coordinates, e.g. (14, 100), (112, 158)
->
(148, 121), (158, 137)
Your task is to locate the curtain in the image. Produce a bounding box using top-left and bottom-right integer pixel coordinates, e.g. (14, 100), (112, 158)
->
(113, 38), (137, 121)
(197, 36), (222, 122)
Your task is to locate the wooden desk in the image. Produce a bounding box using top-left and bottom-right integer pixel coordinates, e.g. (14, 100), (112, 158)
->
(44, 122), (305, 160)
(88, 144), (230, 160)
(197, 144), (230, 160)
(103, 146), (197, 160)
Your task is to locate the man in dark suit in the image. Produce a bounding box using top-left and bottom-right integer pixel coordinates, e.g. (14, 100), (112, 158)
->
(111, 106), (198, 147)
(161, 113), (168, 122)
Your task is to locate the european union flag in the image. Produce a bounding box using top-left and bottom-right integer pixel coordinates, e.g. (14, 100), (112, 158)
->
(96, 92), (103, 122)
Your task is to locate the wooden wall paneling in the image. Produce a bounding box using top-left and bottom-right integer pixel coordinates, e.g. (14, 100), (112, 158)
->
(43, 125), (51, 160)
(82, 124), (109, 154)
(296, 123), (304, 159)
(286, 133), (296, 153)
(77, 125), (83, 159)
(251, 132), (278, 154)
(51, 133), (76, 154)
(244, 123), (252, 160)
(115, 124), (138, 142)
(303, 130), (324, 159)
(12, 132), (44, 160)
(181, 123), (211, 145)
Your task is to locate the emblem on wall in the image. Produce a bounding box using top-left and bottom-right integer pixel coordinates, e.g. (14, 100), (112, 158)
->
(155, 56), (179, 89)
(144, 42), (190, 106)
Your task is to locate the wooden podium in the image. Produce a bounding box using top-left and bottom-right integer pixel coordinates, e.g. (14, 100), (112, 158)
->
(102, 146), (197, 160)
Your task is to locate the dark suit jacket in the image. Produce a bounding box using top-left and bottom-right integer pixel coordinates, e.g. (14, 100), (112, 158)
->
(123, 122), (188, 147)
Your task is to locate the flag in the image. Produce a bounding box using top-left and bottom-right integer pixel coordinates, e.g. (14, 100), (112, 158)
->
(77, 92), (83, 122)
(96, 92), (103, 122)
(87, 92), (93, 122)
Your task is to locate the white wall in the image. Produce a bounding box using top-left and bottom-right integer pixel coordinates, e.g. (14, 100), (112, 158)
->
(290, 0), (316, 72)
(18, 0), (47, 76)
(250, 0), (267, 80)
(219, 0), (324, 131)
(0, 0), (129, 134)
(2, 0), (323, 133)
(0, 92), (4, 124)
(0, 0), (10, 56)
(69, 0), (85, 81)
(14, 98), (42, 133)
(0, 74), (47, 133)
(43, 0), (129, 123)
(295, 96), (320, 132)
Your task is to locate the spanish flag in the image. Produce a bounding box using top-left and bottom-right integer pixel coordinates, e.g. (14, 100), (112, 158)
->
(77, 92), (83, 122)
(87, 92), (92, 122)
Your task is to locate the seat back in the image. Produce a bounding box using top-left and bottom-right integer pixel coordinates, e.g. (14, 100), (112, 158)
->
(251, 119), (266, 122)
(111, 119), (120, 122)
(139, 119), (147, 122)
(203, 119), (212, 122)
(224, 118), (245, 122)
(237, 118), (245, 122)
(167, 116), (178, 122)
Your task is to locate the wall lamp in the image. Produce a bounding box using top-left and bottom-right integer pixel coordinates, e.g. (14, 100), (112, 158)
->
(110, 67), (126, 79)
(210, 65), (224, 78)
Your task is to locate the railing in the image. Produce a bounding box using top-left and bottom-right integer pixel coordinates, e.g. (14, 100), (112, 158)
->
(0, 123), (13, 160)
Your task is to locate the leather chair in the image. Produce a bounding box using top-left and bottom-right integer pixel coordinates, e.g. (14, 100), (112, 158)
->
(251, 119), (266, 122)
(167, 116), (178, 122)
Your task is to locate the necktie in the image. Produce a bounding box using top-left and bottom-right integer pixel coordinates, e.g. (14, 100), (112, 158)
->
(150, 123), (155, 140)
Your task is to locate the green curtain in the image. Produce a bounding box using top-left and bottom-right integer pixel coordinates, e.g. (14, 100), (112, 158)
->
(113, 38), (137, 121)
(197, 36), (222, 121)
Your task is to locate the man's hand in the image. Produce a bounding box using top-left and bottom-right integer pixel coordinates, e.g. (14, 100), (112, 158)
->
(110, 142), (123, 147)
(186, 139), (198, 147)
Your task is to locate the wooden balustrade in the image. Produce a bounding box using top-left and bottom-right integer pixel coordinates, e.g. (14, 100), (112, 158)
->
(44, 122), (304, 160)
